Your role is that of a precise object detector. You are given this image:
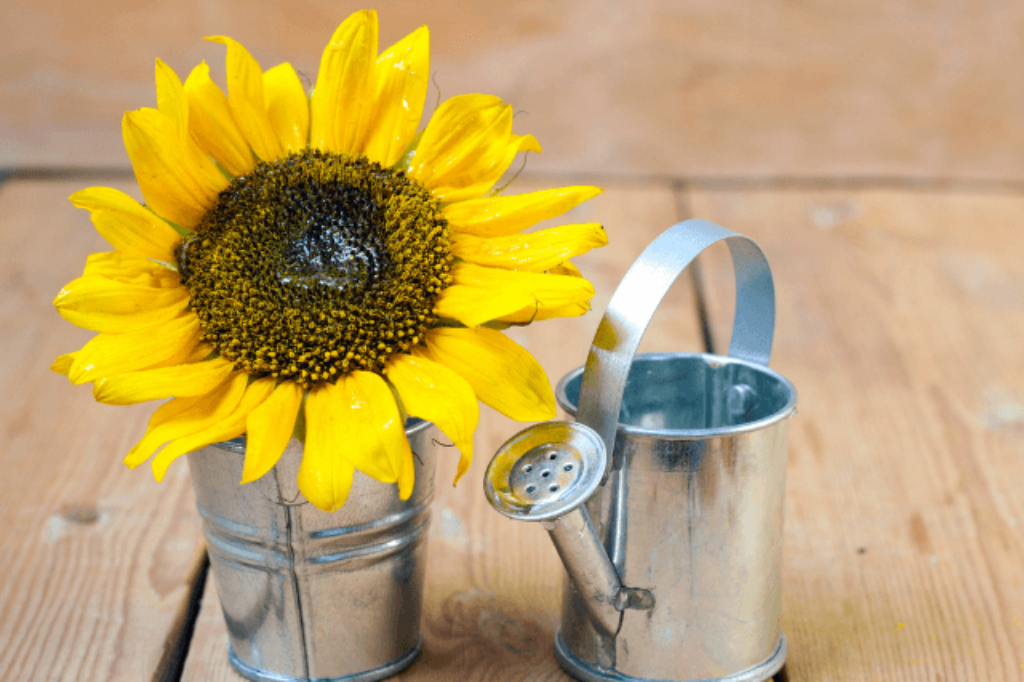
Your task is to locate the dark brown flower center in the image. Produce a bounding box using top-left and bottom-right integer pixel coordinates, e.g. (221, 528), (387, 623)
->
(178, 149), (452, 387)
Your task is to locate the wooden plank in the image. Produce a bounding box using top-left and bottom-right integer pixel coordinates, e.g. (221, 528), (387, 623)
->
(0, 181), (207, 681)
(687, 188), (1024, 680)
(5, 1), (1024, 181)
(181, 180), (703, 680)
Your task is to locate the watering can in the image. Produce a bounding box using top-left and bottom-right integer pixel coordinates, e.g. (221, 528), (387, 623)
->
(484, 220), (797, 682)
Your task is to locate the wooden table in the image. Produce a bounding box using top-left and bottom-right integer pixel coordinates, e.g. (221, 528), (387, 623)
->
(3, 172), (1022, 681)
(3, 1), (1024, 680)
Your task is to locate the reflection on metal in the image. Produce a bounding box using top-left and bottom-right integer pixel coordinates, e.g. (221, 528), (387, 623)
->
(485, 220), (798, 682)
(188, 420), (437, 682)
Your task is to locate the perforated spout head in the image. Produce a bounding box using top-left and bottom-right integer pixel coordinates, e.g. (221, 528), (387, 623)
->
(484, 421), (607, 522)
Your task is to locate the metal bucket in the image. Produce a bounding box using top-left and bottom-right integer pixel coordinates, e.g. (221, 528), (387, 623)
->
(484, 220), (797, 682)
(187, 419), (437, 682)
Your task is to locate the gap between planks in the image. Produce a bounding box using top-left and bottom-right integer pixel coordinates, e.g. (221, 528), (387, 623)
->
(156, 557), (209, 682)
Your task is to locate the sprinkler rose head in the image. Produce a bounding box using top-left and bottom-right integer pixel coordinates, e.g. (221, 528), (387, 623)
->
(483, 421), (606, 523)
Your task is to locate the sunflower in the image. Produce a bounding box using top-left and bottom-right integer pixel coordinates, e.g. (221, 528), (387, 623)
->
(51, 10), (605, 512)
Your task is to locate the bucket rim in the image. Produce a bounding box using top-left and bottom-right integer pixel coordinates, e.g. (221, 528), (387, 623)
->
(555, 351), (798, 441)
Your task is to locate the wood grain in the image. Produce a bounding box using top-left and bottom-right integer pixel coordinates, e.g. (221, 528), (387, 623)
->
(180, 181), (702, 681)
(0, 181), (207, 681)
(687, 188), (1024, 680)
(5, 0), (1024, 181)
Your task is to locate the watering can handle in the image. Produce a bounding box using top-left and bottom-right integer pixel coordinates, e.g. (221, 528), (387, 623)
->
(576, 219), (775, 461)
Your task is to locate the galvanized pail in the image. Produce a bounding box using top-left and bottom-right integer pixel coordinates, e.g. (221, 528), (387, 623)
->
(187, 419), (437, 682)
(485, 220), (797, 682)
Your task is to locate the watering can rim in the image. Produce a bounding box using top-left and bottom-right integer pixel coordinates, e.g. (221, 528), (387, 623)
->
(557, 350), (798, 441)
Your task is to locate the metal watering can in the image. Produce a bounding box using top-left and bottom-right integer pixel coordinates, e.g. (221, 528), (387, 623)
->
(484, 220), (798, 682)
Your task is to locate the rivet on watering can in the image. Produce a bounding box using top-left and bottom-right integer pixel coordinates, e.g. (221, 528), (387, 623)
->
(726, 383), (757, 420)
(484, 421), (654, 638)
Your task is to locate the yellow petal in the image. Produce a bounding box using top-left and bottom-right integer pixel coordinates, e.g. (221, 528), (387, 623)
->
(435, 263), (595, 327)
(57, 293), (189, 334)
(397, 444), (415, 501)
(124, 372), (247, 469)
(304, 371), (408, 486)
(81, 251), (178, 285)
(504, 256), (593, 322)
(242, 381), (305, 484)
(387, 353), (477, 485)
(299, 442), (355, 513)
(184, 61), (256, 176)
(68, 314), (201, 385)
(550, 260), (582, 278)
(151, 377), (276, 481)
(123, 108), (222, 229)
(362, 26), (429, 167)
(263, 63), (310, 153)
(310, 10), (379, 154)
(92, 356), (236, 405)
(498, 298), (591, 324)
(434, 286), (536, 326)
(155, 58), (189, 138)
(51, 352), (77, 376)
(123, 62), (229, 228)
(185, 342), (216, 364)
(408, 94), (542, 203)
(346, 371), (412, 484)
(452, 223), (607, 272)
(54, 274), (189, 333)
(300, 382), (361, 511)
(206, 36), (285, 162)
(69, 187), (181, 260)
(444, 186), (603, 238)
(418, 327), (555, 422)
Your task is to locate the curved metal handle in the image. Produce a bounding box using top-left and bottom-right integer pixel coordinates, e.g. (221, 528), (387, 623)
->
(576, 219), (776, 465)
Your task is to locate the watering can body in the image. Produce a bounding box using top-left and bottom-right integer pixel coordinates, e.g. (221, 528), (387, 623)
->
(556, 352), (794, 681)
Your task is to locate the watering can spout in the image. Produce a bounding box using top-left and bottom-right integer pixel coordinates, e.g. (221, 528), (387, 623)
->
(541, 507), (653, 636)
(483, 421), (650, 637)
